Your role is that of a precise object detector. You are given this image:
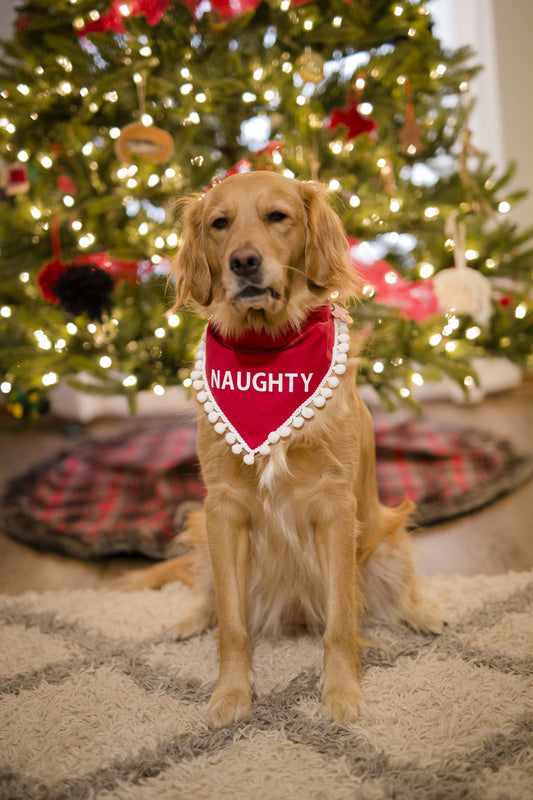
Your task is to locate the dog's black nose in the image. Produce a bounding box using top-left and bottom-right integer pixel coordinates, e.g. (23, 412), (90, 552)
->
(229, 247), (262, 277)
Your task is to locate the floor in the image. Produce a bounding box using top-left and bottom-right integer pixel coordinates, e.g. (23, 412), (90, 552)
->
(0, 380), (532, 595)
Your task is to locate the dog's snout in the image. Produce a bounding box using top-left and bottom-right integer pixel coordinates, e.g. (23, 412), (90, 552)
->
(229, 247), (262, 278)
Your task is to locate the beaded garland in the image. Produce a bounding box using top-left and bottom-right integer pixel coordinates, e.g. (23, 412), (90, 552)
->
(190, 305), (350, 465)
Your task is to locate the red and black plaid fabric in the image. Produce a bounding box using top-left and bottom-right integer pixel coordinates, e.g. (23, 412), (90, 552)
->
(2, 419), (531, 559)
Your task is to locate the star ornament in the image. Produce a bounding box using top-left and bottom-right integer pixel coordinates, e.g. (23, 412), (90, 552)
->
(326, 98), (378, 141)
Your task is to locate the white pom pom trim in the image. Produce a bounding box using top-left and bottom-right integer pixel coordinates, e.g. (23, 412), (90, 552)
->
(191, 317), (350, 465)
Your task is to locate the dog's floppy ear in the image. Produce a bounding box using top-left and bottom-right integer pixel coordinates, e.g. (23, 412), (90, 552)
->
(300, 181), (359, 299)
(171, 196), (212, 308)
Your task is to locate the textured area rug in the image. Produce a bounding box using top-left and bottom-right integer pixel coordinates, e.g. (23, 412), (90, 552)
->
(2, 419), (532, 559)
(1, 570), (532, 800)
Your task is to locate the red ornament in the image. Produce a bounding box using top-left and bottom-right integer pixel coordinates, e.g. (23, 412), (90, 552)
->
(38, 222), (139, 304)
(326, 97), (377, 141)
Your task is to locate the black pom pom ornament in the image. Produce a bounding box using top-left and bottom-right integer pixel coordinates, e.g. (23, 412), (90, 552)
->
(52, 263), (114, 321)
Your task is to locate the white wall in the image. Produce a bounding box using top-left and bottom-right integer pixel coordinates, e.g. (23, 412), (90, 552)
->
(431, 0), (533, 231)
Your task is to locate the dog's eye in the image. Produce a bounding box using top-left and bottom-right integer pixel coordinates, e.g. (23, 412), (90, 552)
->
(267, 211), (288, 223)
(211, 217), (229, 230)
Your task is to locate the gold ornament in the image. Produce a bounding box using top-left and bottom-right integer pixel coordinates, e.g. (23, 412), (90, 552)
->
(295, 48), (325, 84)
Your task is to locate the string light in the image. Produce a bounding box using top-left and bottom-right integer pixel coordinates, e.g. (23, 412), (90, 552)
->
(99, 356), (112, 368)
(122, 375), (137, 387)
(153, 384), (165, 396)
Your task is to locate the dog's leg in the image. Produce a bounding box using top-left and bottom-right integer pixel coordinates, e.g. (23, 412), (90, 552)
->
(204, 495), (253, 728)
(315, 502), (365, 724)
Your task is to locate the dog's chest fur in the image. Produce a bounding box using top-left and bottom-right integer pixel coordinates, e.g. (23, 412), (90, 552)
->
(245, 445), (326, 638)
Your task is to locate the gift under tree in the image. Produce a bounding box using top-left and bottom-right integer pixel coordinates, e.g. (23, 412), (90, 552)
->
(0, 0), (531, 420)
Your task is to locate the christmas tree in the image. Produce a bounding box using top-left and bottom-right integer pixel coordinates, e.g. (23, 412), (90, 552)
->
(1, 0), (531, 420)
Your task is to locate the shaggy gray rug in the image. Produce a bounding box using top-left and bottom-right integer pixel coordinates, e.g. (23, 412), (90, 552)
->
(1, 570), (532, 800)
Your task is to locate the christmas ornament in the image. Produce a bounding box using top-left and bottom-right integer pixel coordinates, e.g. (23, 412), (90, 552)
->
(1, 161), (30, 196)
(38, 223), (138, 311)
(295, 48), (325, 84)
(114, 121), (174, 164)
(77, 0), (170, 35)
(326, 95), (377, 141)
(398, 80), (423, 156)
(7, 388), (49, 421)
(52, 263), (114, 321)
(191, 305), (350, 465)
(433, 214), (493, 325)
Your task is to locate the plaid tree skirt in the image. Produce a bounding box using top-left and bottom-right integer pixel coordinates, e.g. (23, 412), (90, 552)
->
(2, 419), (532, 560)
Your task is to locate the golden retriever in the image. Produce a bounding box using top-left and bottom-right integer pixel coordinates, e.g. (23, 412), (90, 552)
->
(126, 171), (441, 727)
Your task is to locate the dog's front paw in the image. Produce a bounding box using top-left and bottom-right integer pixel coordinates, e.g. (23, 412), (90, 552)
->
(321, 683), (364, 725)
(206, 685), (253, 728)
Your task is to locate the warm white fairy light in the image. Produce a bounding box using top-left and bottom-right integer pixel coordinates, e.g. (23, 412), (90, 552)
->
(429, 333), (442, 346)
(385, 271), (398, 285)
(272, 151), (283, 165)
(333, 16), (342, 26)
(34, 330), (52, 350)
(42, 372), (58, 386)
(180, 84), (193, 96)
(165, 168), (176, 179)
(373, 361), (384, 373)
(40, 155), (53, 168)
(141, 113), (153, 125)
(394, 5), (404, 15)
(359, 102), (373, 115)
(139, 46), (152, 57)
(127, 178), (137, 189)
(329, 179), (341, 191)
(99, 356), (112, 368)
(153, 384), (165, 396)
(282, 62), (292, 74)
(155, 236), (165, 249)
(445, 341), (457, 352)
(498, 201), (511, 214)
(349, 195), (361, 208)
(515, 303), (527, 319)
(17, 84), (30, 95)
(424, 206), (439, 219)
(63, 195), (75, 207)
(155, 328), (165, 339)
(1, 381), (11, 394)
(399, 387), (410, 398)
(1, 306), (11, 318)
(419, 262), (434, 278)
(79, 234), (95, 248)
(19, 272), (30, 283)
(167, 233), (178, 247)
(87, 323), (97, 334)
(182, 377), (192, 389)
(195, 92), (206, 103)
(242, 92), (256, 102)
(253, 67), (263, 80)
(17, 149), (29, 162)
(390, 198), (401, 213)
(122, 375), (137, 387)
(465, 249), (479, 260)
(466, 326), (481, 339)
(30, 207), (41, 219)
(411, 372), (424, 386)
(72, 220), (82, 231)
(66, 322), (77, 334)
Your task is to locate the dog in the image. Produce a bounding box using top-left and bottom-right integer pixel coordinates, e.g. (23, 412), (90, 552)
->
(125, 171), (441, 728)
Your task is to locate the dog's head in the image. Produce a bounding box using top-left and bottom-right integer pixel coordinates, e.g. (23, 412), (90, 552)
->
(172, 171), (358, 335)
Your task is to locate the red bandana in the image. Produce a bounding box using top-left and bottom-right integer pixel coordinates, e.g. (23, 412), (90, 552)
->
(191, 305), (350, 465)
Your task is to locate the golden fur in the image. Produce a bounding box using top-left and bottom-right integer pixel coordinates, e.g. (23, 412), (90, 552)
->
(126, 171), (441, 727)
